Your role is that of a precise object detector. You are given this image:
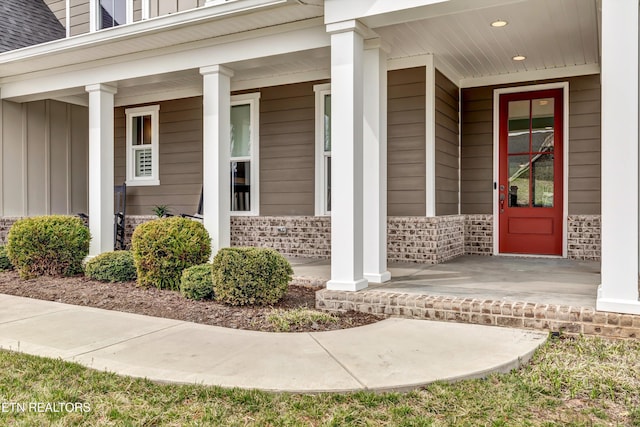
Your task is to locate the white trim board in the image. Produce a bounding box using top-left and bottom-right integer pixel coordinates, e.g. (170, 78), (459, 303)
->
(492, 82), (570, 258)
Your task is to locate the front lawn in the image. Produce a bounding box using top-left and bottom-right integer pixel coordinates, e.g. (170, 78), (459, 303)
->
(0, 335), (638, 426)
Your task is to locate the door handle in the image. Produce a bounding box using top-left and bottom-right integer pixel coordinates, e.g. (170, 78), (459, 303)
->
(499, 193), (505, 213)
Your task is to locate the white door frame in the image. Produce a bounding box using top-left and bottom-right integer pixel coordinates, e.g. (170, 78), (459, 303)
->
(492, 82), (570, 257)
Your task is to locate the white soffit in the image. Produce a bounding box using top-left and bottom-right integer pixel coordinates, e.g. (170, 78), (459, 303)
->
(375, 0), (600, 86)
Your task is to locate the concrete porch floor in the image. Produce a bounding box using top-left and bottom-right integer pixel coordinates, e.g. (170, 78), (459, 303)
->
(290, 255), (601, 308)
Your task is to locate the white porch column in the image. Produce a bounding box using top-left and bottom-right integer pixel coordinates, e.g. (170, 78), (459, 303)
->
(85, 83), (117, 256)
(425, 54), (436, 217)
(326, 20), (368, 291)
(597, 0), (640, 314)
(363, 38), (390, 283)
(200, 65), (233, 254)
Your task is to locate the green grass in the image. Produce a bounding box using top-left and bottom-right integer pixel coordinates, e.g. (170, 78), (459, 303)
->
(0, 335), (638, 426)
(267, 307), (338, 332)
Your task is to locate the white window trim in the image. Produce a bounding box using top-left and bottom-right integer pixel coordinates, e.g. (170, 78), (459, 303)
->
(91, 0), (146, 32)
(230, 92), (260, 216)
(125, 105), (160, 186)
(314, 83), (331, 216)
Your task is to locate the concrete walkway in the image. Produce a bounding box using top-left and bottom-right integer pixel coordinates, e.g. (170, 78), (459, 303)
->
(0, 294), (547, 393)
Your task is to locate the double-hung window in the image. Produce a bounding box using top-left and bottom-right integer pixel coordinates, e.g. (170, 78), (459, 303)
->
(92, 0), (149, 31)
(314, 83), (331, 215)
(125, 105), (160, 186)
(230, 93), (260, 215)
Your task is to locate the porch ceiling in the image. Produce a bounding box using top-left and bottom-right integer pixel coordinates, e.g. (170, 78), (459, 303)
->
(376, 0), (600, 86)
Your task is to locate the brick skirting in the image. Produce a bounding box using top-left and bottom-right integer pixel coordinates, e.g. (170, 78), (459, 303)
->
(316, 289), (640, 339)
(567, 215), (601, 261)
(0, 214), (602, 264)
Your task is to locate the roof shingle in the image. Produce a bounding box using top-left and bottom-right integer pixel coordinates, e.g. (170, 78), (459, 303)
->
(0, 0), (65, 53)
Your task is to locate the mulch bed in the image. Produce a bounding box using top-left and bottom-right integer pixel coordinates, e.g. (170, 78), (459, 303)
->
(0, 271), (381, 332)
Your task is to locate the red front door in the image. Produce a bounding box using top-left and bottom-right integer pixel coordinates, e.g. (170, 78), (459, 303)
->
(499, 89), (563, 255)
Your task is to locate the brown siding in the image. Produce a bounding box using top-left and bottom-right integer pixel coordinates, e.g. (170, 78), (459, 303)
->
(44, 0), (67, 28)
(435, 70), (460, 215)
(460, 74), (601, 215)
(259, 82), (318, 216)
(69, 0), (89, 36)
(114, 97), (203, 216)
(388, 67), (426, 216)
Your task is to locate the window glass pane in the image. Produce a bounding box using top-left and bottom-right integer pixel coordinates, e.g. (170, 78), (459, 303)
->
(532, 153), (554, 207)
(231, 104), (251, 158)
(507, 100), (530, 154)
(231, 161), (250, 212)
(135, 148), (152, 177)
(508, 154), (530, 207)
(531, 98), (554, 153)
(324, 94), (331, 152)
(100, 0), (126, 29)
(132, 115), (152, 146)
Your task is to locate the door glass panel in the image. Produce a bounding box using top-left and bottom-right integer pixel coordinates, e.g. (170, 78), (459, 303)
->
(231, 161), (250, 212)
(324, 94), (331, 152)
(507, 100), (530, 154)
(508, 154), (530, 207)
(532, 153), (554, 207)
(231, 104), (251, 157)
(531, 98), (554, 153)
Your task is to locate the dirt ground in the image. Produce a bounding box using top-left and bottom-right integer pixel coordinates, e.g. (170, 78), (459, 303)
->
(0, 271), (381, 332)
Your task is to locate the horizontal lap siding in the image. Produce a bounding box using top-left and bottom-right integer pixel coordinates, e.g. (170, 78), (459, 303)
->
(69, 0), (89, 36)
(149, 0), (204, 18)
(259, 82), (318, 215)
(435, 70), (460, 215)
(44, 0), (66, 28)
(388, 67), (426, 216)
(460, 74), (601, 215)
(114, 97), (203, 216)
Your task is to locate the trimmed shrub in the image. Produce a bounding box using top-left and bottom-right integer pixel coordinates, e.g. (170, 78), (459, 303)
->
(212, 247), (292, 306)
(7, 215), (90, 278)
(0, 246), (13, 271)
(131, 217), (211, 290)
(85, 251), (136, 282)
(180, 264), (214, 300)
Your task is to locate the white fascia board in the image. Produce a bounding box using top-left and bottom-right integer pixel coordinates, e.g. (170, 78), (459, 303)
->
(0, 0), (291, 66)
(1, 22), (329, 100)
(460, 64), (601, 88)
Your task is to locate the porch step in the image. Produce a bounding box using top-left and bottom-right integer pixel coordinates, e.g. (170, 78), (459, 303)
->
(316, 289), (640, 340)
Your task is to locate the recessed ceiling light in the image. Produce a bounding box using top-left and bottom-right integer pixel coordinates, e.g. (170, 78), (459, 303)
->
(491, 20), (508, 27)
(512, 55), (526, 61)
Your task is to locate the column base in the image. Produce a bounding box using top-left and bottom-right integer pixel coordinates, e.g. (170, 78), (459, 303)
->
(596, 285), (640, 314)
(326, 278), (368, 292)
(364, 271), (391, 283)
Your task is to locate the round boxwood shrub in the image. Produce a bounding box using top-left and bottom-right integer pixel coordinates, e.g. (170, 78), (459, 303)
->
(212, 247), (292, 306)
(131, 217), (211, 290)
(180, 263), (214, 300)
(0, 246), (13, 271)
(85, 250), (136, 283)
(7, 215), (90, 278)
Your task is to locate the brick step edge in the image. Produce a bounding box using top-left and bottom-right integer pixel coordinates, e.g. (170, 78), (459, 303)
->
(315, 289), (640, 339)
(290, 276), (326, 289)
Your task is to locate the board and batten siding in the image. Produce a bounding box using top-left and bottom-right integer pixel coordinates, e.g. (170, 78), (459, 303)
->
(259, 82), (318, 216)
(434, 70), (460, 216)
(1, 100), (88, 216)
(114, 97), (203, 216)
(460, 74), (601, 215)
(387, 67), (426, 216)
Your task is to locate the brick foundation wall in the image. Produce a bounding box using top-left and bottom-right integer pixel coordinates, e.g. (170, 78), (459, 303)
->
(316, 289), (640, 339)
(387, 215), (465, 263)
(230, 216), (332, 259)
(124, 215), (157, 249)
(567, 215), (601, 261)
(464, 214), (493, 256)
(0, 218), (20, 244)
